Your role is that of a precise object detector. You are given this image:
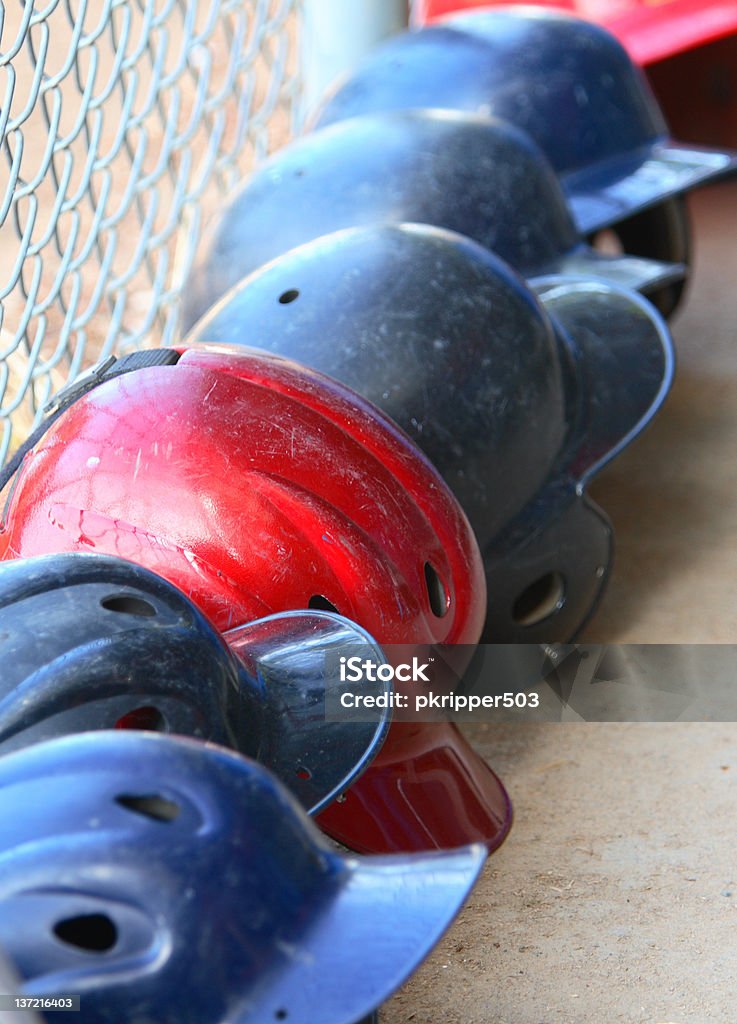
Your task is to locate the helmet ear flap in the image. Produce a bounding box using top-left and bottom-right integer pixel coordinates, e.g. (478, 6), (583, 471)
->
(0, 554), (391, 817)
(0, 756), (202, 993)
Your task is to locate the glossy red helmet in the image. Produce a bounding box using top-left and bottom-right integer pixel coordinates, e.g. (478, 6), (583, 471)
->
(0, 345), (511, 854)
(0, 347), (482, 642)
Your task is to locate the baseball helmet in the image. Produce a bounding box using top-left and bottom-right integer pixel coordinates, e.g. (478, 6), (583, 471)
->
(0, 731), (486, 1024)
(185, 222), (674, 643)
(0, 551), (389, 813)
(180, 109), (682, 332)
(0, 345), (512, 854)
(414, 0), (737, 67)
(314, 9), (737, 314)
(314, 9), (737, 235)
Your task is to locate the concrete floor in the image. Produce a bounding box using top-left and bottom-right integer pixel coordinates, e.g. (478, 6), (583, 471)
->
(385, 722), (737, 1024)
(383, 181), (737, 1024)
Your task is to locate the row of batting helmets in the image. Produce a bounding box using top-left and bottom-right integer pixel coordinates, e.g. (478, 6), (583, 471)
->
(0, 336), (506, 1020)
(0, 5), (735, 1021)
(0, 551), (493, 1023)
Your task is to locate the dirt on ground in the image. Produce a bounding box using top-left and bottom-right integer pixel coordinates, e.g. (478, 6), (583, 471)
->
(383, 721), (737, 1024)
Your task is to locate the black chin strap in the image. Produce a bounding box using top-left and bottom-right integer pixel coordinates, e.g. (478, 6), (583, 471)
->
(0, 349), (181, 494)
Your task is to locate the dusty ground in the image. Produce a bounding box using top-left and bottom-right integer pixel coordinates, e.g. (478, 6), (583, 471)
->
(384, 722), (737, 1024)
(383, 181), (737, 1024)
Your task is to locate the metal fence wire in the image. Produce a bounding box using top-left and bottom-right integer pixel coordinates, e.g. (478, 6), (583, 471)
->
(0, 0), (303, 464)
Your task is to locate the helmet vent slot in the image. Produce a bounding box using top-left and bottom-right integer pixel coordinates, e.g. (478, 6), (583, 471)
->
(53, 914), (117, 953)
(424, 562), (449, 618)
(101, 594), (157, 617)
(114, 706), (167, 732)
(512, 572), (565, 626)
(295, 766), (312, 780)
(275, 1011), (288, 1021)
(115, 793), (181, 822)
(278, 289), (300, 305)
(308, 595), (339, 614)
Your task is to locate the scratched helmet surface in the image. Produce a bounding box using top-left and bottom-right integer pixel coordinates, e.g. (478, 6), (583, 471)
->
(314, 8), (737, 236)
(186, 223), (674, 643)
(0, 347), (484, 647)
(0, 731), (487, 1024)
(313, 8), (737, 315)
(180, 109), (682, 332)
(0, 346), (512, 855)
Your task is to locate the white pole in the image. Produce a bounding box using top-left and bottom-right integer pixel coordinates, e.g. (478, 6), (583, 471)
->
(301, 0), (409, 124)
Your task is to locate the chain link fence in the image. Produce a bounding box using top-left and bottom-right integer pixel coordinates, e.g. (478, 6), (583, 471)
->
(0, 0), (303, 464)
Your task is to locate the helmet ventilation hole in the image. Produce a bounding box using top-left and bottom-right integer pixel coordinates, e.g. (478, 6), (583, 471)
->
(308, 595), (339, 614)
(115, 794), (181, 822)
(424, 562), (449, 618)
(512, 572), (565, 626)
(275, 1011), (288, 1021)
(278, 289), (299, 305)
(53, 914), (117, 953)
(114, 706), (167, 732)
(295, 766), (312, 781)
(101, 594), (157, 617)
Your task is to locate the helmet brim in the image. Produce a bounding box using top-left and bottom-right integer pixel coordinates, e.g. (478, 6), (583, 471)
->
(548, 242), (685, 297)
(316, 720), (512, 853)
(247, 842), (487, 1024)
(564, 141), (737, 235)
